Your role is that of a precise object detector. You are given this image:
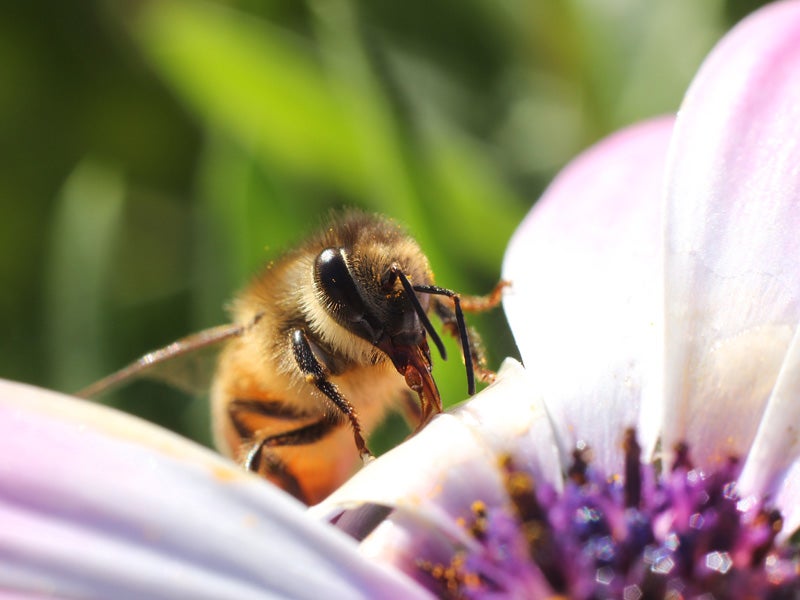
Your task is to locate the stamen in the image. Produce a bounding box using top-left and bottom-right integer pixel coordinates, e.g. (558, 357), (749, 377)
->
(567, 443), (591, 485)
(673, 441), (693, 471)
(624, 428), (642, 509)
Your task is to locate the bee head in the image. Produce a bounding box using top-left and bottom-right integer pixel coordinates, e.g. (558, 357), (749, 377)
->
(313, 244), (444, 414)
(313, 247), (432, 351)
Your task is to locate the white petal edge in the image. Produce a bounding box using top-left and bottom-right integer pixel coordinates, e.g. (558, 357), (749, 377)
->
(502, 117), (673, 474)
(0, 380), (430, 599)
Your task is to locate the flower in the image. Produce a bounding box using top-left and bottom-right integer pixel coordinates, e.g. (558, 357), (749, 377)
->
(4, 1), (800, 598)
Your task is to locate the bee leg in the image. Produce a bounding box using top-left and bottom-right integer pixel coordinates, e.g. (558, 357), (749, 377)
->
(458, 280), (510, 313)
(450, 280), (509, 385)
(432, 298), (496, 388)
(291, 329), (373, 461)
(412, 281), (508, 396)
(243, 417), (340, 504)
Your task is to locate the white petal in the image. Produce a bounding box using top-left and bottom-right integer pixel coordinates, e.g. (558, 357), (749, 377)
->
(661, 1), (800, 470)
(451, 359), (562, 490)
(502, 117), (672, 473)
(0, 380), (428, 599)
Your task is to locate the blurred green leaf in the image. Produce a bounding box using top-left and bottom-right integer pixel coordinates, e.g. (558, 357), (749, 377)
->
(136, 1), (522, 271)
(136, 0), (367, 194)
(416, 122), (523, 275)
(192, 132), (314, 326)
(45, 159), (125, 392)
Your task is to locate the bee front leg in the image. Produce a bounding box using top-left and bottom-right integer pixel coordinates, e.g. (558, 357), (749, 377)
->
(458, 280), (509, 313)
(412, 280), (508, 395)
(432, 298), (497, 388)
(291, 329), (373, 462)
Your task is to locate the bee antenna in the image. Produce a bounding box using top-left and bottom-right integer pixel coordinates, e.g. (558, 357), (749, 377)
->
(412, 284), (475, 397)
(393, 267), (448, 362)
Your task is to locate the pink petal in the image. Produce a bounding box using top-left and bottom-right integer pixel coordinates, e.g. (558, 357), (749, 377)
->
(502, 117), (673, 474)
(661, 1), (800, 470)
(0, 380), (428, 599)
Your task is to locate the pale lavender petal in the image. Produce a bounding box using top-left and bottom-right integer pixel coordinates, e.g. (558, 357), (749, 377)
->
(661, 1), (800, 470)
(310, 360), (560, 535)
(502, 117), (673, 474)
(0, 380), (428, 599)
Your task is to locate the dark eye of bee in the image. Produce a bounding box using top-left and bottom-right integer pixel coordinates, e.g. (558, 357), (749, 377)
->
(314, 248), (383, 343)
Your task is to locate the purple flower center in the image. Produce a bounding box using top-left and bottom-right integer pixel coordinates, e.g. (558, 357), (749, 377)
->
(415, 429), (800, 599)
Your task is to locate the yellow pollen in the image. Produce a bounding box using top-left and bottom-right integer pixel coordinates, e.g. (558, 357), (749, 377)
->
(506, 471), (534, 496)
(471, 500), (487, 516)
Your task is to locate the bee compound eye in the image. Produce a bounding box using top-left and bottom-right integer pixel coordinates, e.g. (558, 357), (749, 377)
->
(314, 248), (381, 341)
(315, 248), (357, 308)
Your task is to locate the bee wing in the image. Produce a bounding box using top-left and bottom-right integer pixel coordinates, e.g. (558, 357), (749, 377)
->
(76, 322), (247, 399)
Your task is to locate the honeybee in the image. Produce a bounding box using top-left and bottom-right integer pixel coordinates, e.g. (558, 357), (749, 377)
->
(79, 211), (506, 504)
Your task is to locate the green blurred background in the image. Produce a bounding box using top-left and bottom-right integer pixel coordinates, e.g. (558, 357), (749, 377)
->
(0, 0), (771, 450)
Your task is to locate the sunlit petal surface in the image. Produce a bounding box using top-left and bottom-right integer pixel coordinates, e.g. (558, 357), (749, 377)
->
(502, 117), (673, 474)
(0, 380), (429, 600)
(661, 1), (800, 470)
